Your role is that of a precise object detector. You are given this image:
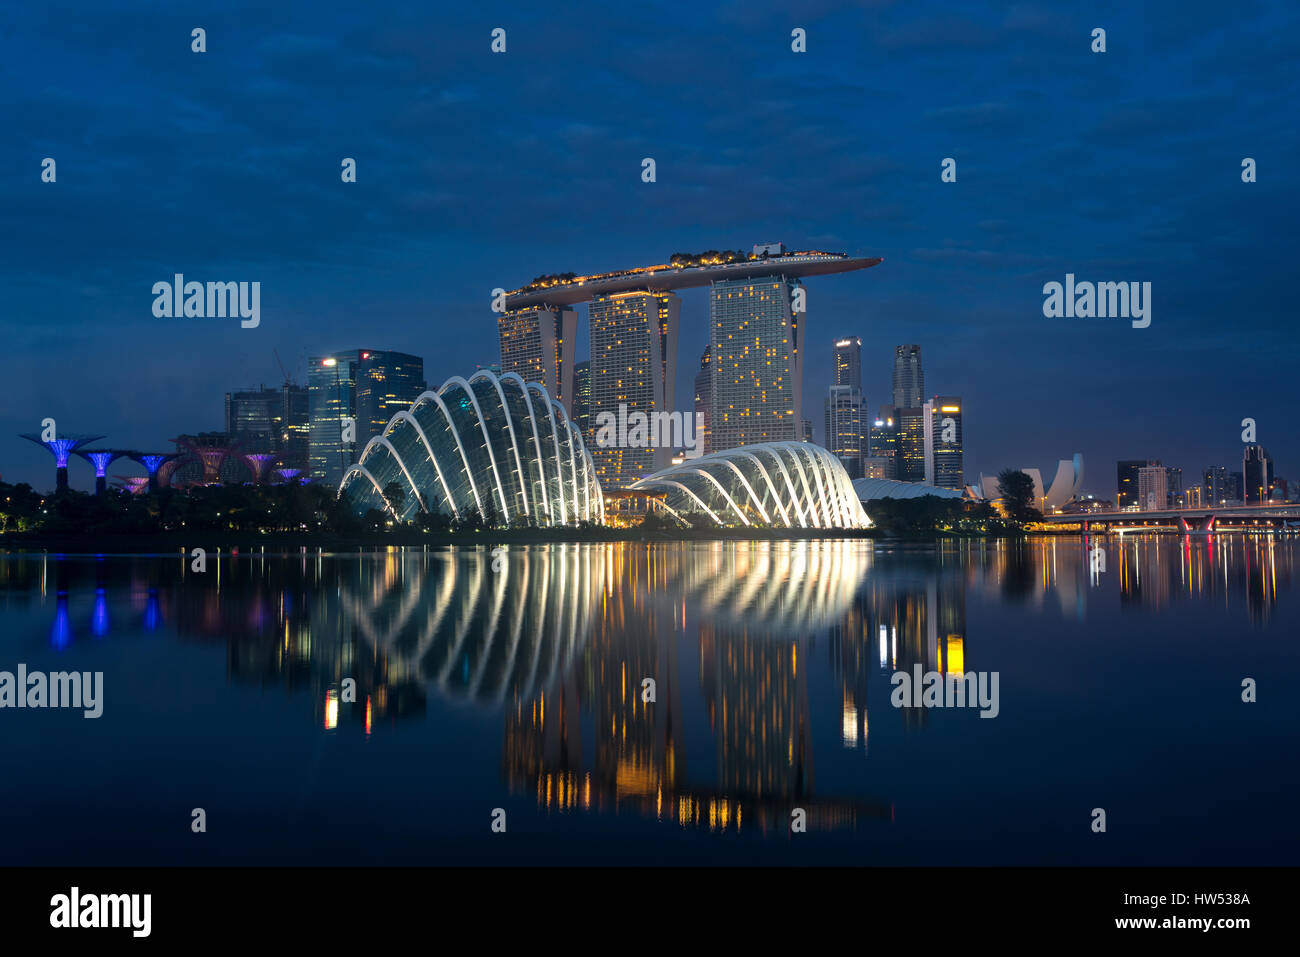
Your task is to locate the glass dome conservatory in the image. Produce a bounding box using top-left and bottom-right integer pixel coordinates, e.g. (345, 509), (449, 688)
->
(628, 442), (870, 529)
(339, 370), (603, 525)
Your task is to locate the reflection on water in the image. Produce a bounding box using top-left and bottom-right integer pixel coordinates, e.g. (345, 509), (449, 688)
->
(0, 534), (1296, 861)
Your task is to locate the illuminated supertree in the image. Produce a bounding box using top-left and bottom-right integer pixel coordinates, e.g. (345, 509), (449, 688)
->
(19, 432), (105, 491)
(245, 453), (278, 484)
(113, 477), (151, 495)
(126, 452), (182, 493)
(275, 468), (302, 484)
(76, 449), (129, 495)
(172, 434), (242, 486)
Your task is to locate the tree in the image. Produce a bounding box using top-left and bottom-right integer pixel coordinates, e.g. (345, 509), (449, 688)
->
(381, 481), (406, 521)
(996, 468), (1043, 526)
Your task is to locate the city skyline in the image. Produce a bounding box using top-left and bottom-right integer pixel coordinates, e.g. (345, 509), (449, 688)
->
(3, 2), (1296, 494)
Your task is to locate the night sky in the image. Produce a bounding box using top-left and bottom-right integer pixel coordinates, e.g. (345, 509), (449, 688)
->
(3, 1), (1296, 494)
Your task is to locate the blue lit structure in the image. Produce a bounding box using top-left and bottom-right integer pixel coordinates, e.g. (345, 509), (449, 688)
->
(127, 452), (182, 493)
(19, 432), (105, 491)
(77, 448), (129, 495)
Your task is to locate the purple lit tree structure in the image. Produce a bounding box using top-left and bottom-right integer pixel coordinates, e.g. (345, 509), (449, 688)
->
(76, 449), (129, 495)
(126, 452), (182, 493)
(114, 477), (151, 495)
(245, 453), (278, 484)
(19, 433), (105, 491)
(275, 468), (302, 484)
(172, 434), (242, 486)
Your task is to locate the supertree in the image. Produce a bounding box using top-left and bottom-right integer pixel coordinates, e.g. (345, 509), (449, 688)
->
(19, 432), (105, 491)
(76, 449), (130, 495)
(125, 452), (182, 493)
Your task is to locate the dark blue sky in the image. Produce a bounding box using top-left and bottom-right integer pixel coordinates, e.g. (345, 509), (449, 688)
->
(3, 0), (1297, 494)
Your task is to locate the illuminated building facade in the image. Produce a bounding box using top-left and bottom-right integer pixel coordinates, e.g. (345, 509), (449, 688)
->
(1137, 465), (1168, 511)
(1244, 444), (1272, 504)
(825, 385), (866, 479)
(338, 369), (603, 526)
(869, 409), (899, 479)
(709, 277), (804, 451)
(922, 395), (964, 490)
(693, 346), (712, 456)
(497, 305), (577, 417)
(588, 291), (680, 486)
(896, 407), (926, 482)
(1117, 459), (1158, 509)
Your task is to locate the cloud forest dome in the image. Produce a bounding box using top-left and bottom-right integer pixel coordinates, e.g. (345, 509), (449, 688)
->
(630, 442), (871, 529)
(339, 370), (603, 526)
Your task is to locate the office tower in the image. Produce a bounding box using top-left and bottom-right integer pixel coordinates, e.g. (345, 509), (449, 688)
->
(308, 350), (425, 487)
(892, 345), (924, 408)
(1117, 459), (1159, 509)
(497, 304), (578, 415)
(573, 360), (591, 441)
(354, 351), (426, 443)
(1243, 445), (1272, 503)
(834, 336), (862, 389)
(1228, 471), (1244, 503)
(226, 383), (309, 471)
(225, 386), (282, 453)
(279, 383), (309, 475)
(923, 396), (964, 490)
(1203, 465), (1228, 506)
(693, 346), (712, 456)
(825, 385), (865, 479)
(869, 407), (899, 480)
(1165, 466), (1182, 509)
(1137, 465), (1168, 511)
(896, 407), (926, 482)
(709, 276), (804, 451)
(588, 291), (680, 486)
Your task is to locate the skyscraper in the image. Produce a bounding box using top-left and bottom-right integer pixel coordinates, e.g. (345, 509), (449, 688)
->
(1244, 444), (1272, 503)
(693, 346), (712, 456)
(308, 350), (424, 487)
(226, 383), (309, 470)
(923, 396), (964, 490)
(869, 408), (898, 480)
(1203, 465), (1228, 505)
(1137, 465), (1168, 511)
(588, 291), (680, 486)
(892, 345), (924, 408)
(1117, 459), (1159, 510)
(825, 385), (865, 478)
(573, 360), (591, 442)
(709, 276), (804, 451)
(1164, 466), (1182, 509)
(497, 304), (578, 416)
(834, 336), (862, 389)
(896, 407), (926, 482)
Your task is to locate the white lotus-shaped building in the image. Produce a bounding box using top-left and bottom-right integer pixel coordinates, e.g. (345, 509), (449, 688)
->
(339, 370), (603, 525)
(629, 442), (871, 529)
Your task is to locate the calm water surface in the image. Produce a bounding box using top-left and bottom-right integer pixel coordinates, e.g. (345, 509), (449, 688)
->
(0, 537), (1295, 865)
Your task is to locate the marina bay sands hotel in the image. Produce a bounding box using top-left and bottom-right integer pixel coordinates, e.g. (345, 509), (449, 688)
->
(497, 243), (882, 487)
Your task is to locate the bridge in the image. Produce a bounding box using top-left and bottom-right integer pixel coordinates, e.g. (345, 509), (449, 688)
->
(1036, 503), (1300, 533)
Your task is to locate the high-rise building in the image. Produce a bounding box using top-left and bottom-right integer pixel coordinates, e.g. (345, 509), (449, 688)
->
(923, 396), (964, 490)
(802, 419), (816, 443)
(308, 350), (425, 487)
(1203, 466), (1228, 505)
(693, 346), (712, 456)
(1244, 444), (1272, 503)
(709, 277), (804, 451)
(225, 383), (309, 471)
(573, 360), (591, 442)
(1137, 465), (1168, 511)
(1117, 459), (1159, 509)
(834, 337), (862, 389)
(869, 407), (899, 480)
(825, 385), (865, 478)
(497, 304), (578, 415)
(588, 291), (680, 486)
(1165, 466), (1182, 509)
(352, 351), (425, 447)
(892, 345), (923, 408)
(1228, 471), (1244, 504)
(896, 407), (926, 482)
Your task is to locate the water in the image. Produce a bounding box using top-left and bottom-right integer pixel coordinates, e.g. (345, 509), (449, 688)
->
(0, 536), (1295, 865)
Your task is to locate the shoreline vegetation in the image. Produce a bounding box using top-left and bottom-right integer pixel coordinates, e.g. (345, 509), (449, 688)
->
(0, 478), (1038, 555)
